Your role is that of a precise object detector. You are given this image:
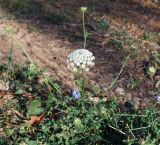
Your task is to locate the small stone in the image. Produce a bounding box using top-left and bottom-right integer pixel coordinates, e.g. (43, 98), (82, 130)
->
(94, 97), (100, 103)
(85, 67), (89, 72)
(102, 97), (107, 102)
(103, 87), (108, 92)
(126, 93), (132, 99)
(89, 96), (99, 104)
(115, 87), (125, 95)
(132, 98), (141, 109)
(153, 75), (160, 81)
(89, 80), (96, 85)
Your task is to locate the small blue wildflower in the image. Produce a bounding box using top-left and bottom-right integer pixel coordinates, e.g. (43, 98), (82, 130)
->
(72, 89), (81, 99)
(156, 95), (160, 104)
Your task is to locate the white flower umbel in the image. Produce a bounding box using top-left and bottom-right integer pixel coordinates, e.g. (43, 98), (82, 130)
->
(67, 49), (95, 72)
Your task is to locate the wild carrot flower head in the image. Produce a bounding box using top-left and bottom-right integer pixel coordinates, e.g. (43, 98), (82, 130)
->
(67, 49), (95, 72)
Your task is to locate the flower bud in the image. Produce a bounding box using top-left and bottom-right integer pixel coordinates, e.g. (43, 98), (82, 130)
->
(80, 6), (87, 13)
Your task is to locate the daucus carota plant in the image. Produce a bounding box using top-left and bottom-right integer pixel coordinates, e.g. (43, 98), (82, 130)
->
(67, 7), (95, 94)
(67, 7), (95, 72)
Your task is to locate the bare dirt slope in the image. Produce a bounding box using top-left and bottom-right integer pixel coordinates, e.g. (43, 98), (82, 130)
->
(0, 0), (160, 92)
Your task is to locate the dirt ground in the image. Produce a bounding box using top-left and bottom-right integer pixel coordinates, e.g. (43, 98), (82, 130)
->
(0, 0), (160, 95)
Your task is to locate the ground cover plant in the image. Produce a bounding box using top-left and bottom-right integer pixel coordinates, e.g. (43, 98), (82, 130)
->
(0, 1), (160, 145)
(0, 56), (160, 145)
(0, 61), (160, 145)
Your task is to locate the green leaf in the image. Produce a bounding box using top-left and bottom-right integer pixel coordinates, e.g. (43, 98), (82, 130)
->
(4, 128), (15, 136)
(30, 99), (41, 107)
(28, 99), (44, 116)
(99, 19), (109, 31)
(8, 47), (13, 71)
(28, 107), (44, 116)
(15, 89), (25, 94)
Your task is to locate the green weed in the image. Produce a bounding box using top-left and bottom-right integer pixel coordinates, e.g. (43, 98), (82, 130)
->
(0, 58), (159, 145)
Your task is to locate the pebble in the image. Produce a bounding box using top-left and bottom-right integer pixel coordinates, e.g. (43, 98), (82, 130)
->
(115, 87), (125, 95)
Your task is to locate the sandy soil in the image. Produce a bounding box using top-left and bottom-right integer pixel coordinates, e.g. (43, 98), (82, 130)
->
(0, 0), (160, 91)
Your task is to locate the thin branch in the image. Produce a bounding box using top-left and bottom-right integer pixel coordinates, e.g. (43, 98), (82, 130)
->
(21, 47), (33, 64)
(108, 53), (130, 89)
(108, 124), (126, 135)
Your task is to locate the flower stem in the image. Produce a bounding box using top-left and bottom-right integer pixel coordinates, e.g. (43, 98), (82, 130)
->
(83, 11), (87, 49)
(108, 53), (130, 89)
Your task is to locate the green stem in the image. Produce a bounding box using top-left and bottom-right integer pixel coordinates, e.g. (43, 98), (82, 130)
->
(49, 80), (63, 95)
(126, 124), (136, 138)
(108, 53), (130, 89)
(108, 125), (126, 135)
(83, 12), (87, 49)
(131, 117), (160, 131)
(21, 47), (33, 64)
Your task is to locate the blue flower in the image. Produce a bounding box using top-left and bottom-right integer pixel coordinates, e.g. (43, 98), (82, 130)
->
(72, 89), (81, 99)
(156, 95), (160, 104)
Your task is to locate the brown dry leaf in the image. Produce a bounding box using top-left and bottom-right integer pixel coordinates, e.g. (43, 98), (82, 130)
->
(25, 113), (45, 126)
(21, 93), (34, 99)
(0, 90), (34, 99)
(0, 90), (16, 97)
